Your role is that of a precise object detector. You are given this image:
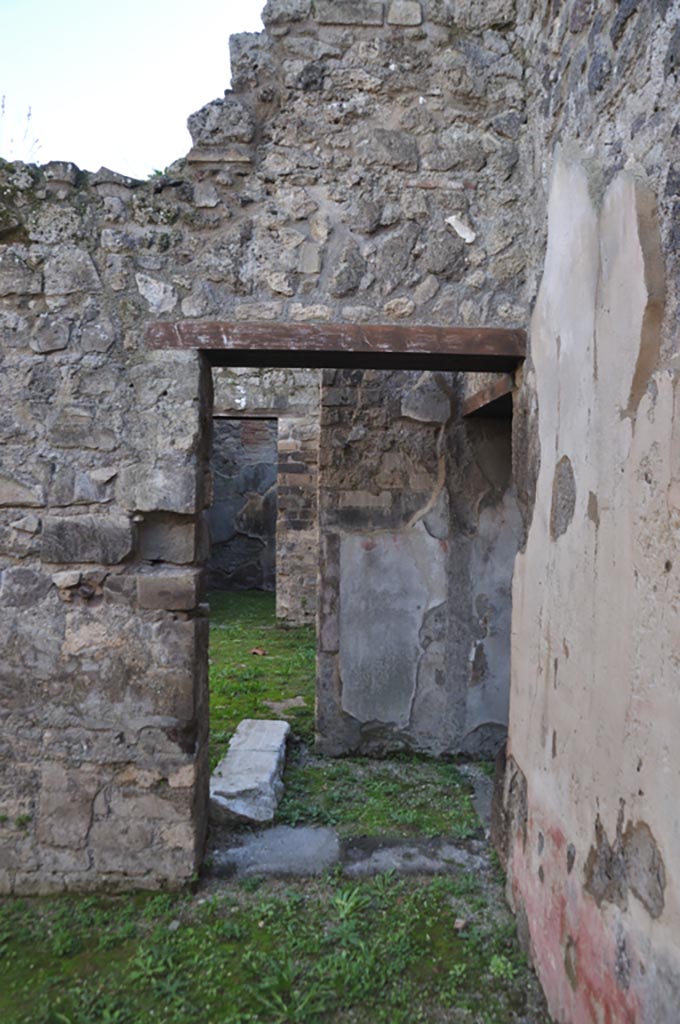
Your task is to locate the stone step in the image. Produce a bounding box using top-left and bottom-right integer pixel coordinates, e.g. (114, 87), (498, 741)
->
(209, 719), (290, 825)
(208, 827), (490, 880)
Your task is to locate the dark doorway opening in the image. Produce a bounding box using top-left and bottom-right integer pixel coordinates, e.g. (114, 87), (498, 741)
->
(207, 416), (277, 593)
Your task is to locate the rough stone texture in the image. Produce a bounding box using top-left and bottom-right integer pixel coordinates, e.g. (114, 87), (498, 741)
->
(207, 418), (278, 592)
(212, 368), (321, 625)
(209, 719), (290, 824)
(0, 209), (213, 893)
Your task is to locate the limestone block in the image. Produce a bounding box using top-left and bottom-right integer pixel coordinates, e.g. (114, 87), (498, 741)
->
(80, 319), (117, 353)
(30, 315), (71, 354)
(359, 129), (419, 170)
(43, 246), (102, 295)
(37, 763), (101, 849)
(0, 567), (51, 607)
(316, 0), (384, 24)
(401, 373), (451, 423)
(0, 473), (46, 508)
(42, 161), (79, 187)
(429, 0), (515, 28)
(0, 248), (42, 296)
(50, 467), (113, 506)
(298, 242), (322, 274)
(262, 0), (312, 24)
(383, 296), (415, 318)
(41, 514), (134, 565)
(138, 515), (198, 564)
(90, 819), (155, 876)
(212, 826), (340, 878)
(48, 407), (117, 452)
(387, 0), (422, 25)
(136, 568), (202, 611)
(210, 719), (290, 824)
(27, 205), (81, 244)
(116, 460), (200, 515)
(329, 240), (365, 297)
(187, 97), (256, 147)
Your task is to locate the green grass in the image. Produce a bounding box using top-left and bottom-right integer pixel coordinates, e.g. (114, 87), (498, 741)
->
(209, 591), (316, 769)
(209, 592), (479, 839)
(0, 874), (549, 1024)
(278, 755), (481, 839)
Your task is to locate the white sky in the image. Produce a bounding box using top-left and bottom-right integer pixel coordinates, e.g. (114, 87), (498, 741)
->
(0, 0), (265, 178)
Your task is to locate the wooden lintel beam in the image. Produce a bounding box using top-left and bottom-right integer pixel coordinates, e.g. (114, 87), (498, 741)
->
(146, 321), (526, 373)
(462, 373), (515, 417)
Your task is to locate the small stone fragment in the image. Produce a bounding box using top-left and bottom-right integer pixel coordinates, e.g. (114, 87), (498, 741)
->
(135, 273), (178, 314)
(383, 296), (415, 318)
(445, 215), (476, 244)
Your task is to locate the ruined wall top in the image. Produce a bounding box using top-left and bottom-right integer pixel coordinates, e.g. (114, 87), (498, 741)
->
(177, 0), (526, 328)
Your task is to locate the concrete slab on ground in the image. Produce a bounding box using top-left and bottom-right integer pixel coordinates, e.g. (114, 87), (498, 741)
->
(207, 827), (490, 880)
(211, 826), (341, 878)
(209, 719), (291, 825)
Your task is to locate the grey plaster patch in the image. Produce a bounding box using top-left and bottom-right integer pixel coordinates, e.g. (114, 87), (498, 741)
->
(624, 820), (666, 919)
(342, 836), (488, 877)
(550, 455), (576, 540)
(339, 526), (446, 730)
(211, 826), (340, 877)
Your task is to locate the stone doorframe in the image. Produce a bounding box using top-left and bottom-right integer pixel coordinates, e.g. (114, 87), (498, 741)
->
(159, 318), (525, 754)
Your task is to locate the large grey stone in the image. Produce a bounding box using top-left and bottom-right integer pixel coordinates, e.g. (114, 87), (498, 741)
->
(41, 514), (134, 565)
(0, 473), (46, 508)
(187, 97), (256, 147)
(138, 515), (199, 564)
(117, 460), (200, 515)
(212, 826), (340, 877)
(0, 248), (42, 297)
(387, 0), (422, 25)
(43, 246), (102, 294)
(316, 0), (384, 24)
(210, 719), (290, 824)
(343, 837), (488, 877)
(136, 568), (202, 611)
(401, 373), (451, 424)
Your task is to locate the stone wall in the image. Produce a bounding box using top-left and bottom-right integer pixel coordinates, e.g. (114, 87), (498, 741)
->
(503, 2), (680, 1020)
(316, 367), (519, 756)
(207, 417), (278, 592)
(212, 366), (321, 624)
(0, 0), (537, 893)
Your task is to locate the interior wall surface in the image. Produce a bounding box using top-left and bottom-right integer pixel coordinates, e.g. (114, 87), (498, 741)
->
(503, 2), (680, 1020)
(212, 366), (321, 624)
(0, 0), (528, 891)
(316, 367), (520, 757)
(207, 417), (278, 592)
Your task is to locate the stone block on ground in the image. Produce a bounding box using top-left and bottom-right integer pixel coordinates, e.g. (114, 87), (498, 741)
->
(209, 719), (290, 824)
(210, 826), (340, 878)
